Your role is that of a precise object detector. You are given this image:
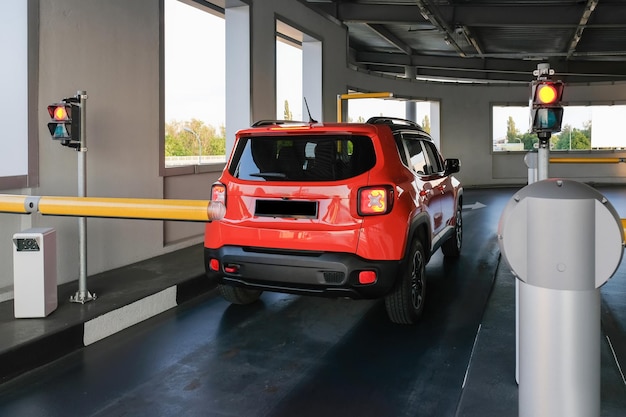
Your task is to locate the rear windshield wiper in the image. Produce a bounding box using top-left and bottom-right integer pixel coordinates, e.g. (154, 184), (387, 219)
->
(249, 172), (287, 179)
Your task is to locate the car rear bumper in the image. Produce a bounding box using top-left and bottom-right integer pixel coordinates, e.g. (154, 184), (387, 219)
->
(204, 246), (401, 299)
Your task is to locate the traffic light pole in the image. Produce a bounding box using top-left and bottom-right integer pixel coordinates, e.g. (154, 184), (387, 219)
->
(70, 90), (96, 304)
(517, 64), (555, 381)
(537, 133), (550, 181)
(534, 62), (553, 182)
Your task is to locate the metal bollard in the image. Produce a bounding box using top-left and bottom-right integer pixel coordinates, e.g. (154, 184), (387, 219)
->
(498, 179), (624, 417)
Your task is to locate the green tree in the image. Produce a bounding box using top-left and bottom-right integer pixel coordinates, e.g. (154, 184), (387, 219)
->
(283, 100), (293, 120)
(553, 125), (572, 150)
(581, 120), (592, 137)
(519, 132), (538, 150)
(165, 119), (226, 157)
(506, 116), (519, 143)
(553, 124), (591, 150)
(165, 133), (188, 156)
(570, 130), (591, 150)
(421, 115), (431, 133)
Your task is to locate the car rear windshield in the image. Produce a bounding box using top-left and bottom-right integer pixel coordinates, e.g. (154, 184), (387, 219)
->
(229, 135), (376, 181)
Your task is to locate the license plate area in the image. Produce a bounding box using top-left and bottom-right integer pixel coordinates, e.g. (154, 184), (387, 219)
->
(255, 200), (318, 218)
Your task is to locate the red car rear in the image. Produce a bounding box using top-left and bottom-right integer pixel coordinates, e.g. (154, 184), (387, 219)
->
(205, 117), (462, 324)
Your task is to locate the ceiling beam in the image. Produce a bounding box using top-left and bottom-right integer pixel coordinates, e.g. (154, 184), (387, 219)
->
(354, 51), (626, 83)
(307, 3), (428, 24)
(367, 23), (413, 57)
(307, 2), (626, 28)
(567, 0), (599, 58)
(416, 0), (467, 58)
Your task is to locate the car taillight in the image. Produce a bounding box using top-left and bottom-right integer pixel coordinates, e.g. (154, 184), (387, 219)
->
(357, 186), (394, 216)
(209, 258), (220, 271)
(211, 183), (226, 205)
(358, 270), (377, 285)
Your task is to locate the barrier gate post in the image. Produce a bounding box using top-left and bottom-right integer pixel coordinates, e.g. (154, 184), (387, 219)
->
(498, 179), (624, 417)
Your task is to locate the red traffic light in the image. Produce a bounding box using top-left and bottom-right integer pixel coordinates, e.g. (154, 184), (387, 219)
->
(53, 106), (68, 120)
(47, 102), (80, 142)
(47, 104), (72, 121)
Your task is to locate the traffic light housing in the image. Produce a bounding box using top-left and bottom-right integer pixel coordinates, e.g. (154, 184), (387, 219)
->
(47, 100), (80, 145)
(530, 80), (564, 134)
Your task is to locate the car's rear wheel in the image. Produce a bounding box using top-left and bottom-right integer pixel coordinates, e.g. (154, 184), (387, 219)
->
(442, 203), (462, 258)
(384, 239), (426, 324)
(218, 284), (262, 305)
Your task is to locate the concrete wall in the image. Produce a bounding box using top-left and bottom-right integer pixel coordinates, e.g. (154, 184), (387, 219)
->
(1, 0), (625, 299)
(37, 0), (163, 278)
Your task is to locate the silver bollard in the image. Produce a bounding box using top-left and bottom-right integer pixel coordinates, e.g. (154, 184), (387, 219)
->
(498, 179), (623, 417)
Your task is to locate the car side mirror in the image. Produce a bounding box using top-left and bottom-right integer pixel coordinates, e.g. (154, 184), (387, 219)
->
(444, 158), (460, 175)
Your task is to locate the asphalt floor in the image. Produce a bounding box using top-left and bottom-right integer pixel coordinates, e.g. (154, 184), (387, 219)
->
(0, 186), (624, 416)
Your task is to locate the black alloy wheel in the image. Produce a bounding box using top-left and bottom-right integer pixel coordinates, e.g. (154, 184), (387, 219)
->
(384, 239), (427, 324)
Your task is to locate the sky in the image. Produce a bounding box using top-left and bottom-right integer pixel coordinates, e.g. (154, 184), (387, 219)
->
(165, 0), (225, 127)
(276, 41), (303, 121)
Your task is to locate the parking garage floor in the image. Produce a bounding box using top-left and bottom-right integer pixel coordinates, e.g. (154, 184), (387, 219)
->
(0, 187), (625, 416)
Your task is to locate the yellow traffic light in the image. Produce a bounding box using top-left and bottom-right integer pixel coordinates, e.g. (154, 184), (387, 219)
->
(536, 84), (558, 105)
(530, 80), (565, 134)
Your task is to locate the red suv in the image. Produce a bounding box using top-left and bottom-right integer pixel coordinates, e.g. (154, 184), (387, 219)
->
(204, 117), (462, 324)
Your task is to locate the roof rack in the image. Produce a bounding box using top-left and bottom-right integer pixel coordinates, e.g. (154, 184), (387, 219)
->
(251, 120), (309, 127)
(366, 116), (424, 131)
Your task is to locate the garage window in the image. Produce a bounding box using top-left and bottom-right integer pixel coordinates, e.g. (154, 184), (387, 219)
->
(0, 1), (34, 190)
(164, 0), (226, 169)
(493, 104), (625, 152)
(276, 21), (303, 121)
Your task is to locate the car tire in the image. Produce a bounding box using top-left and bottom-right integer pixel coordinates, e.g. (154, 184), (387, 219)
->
(218, 284), (262, 305)
(442, 204), (462, 258)
(384, 239), (426, 324)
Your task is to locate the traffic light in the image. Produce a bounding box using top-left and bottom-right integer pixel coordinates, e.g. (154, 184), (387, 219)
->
(47, 100), (80, 143)
(530, 80), (564, 134)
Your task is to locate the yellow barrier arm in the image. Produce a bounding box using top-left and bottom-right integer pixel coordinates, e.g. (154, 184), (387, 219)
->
(550, 157), (626, 164)
(0, 195), (31, 214)
(0, 195), (225, 222)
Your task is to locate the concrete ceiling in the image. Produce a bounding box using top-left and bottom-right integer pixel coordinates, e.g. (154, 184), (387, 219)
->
(304, 0), (626, 84)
